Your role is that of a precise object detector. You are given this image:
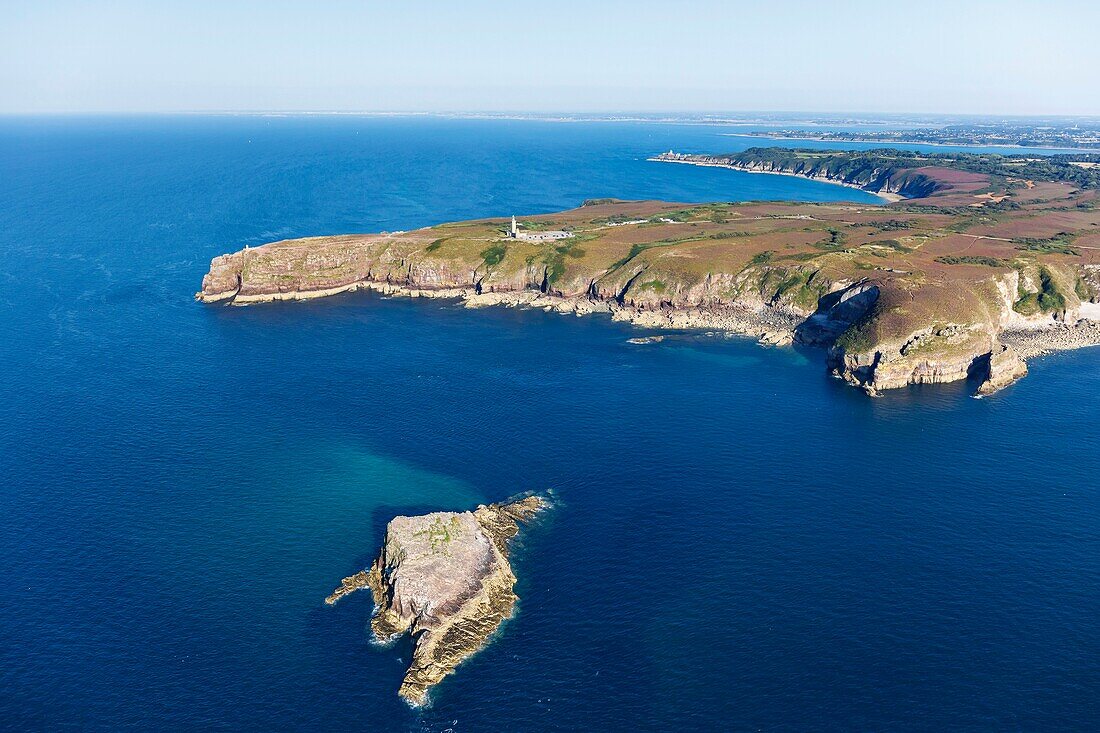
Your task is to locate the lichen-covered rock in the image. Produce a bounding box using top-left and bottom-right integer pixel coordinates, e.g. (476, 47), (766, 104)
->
(325, 496), (543, 706)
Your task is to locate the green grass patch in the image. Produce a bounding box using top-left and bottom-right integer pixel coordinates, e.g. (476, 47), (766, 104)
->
(413, 516), (462, 553)
(1075, 276), (1096, 301)
(813, 228), (849, 251)
(761, 268), (826, 309)
(1013, 236), (1081, 256)
(935, 255), (1009, 267)
(481, 244), (507, 267)
(606, 234), (706, 271)
(592, 214), (643, 225)
(1014, 266), (1067, 315)
(774, 272), (808, 300)
(542, 239), (591, 284)
(778, 251), (825, 262)
(853, 219), (914, 231)
(519, 220), (562, 232)
(834, 324), (875, 354)
(865, 238), (912, 255)
(647, 205), (727, 223)
(946, 219), (978, 233)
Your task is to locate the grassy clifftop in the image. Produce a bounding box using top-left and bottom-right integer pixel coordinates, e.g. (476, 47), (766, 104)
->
(200, 149), (1100, 395)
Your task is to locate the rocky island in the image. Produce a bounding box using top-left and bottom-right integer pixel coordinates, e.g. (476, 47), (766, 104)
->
(325, 497), (544, 705)
(199, 148), (1100, 396)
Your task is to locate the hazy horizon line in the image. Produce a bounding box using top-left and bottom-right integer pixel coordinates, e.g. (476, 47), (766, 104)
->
(4, 109), (1100, 121)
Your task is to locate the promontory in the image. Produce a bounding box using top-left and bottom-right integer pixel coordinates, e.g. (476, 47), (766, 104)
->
(199, 148), (1100, 395)
(325, 496), (543, 705)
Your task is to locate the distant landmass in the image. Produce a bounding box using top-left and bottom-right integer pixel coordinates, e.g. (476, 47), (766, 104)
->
(655, 147), (1100, 194)
(733, 122), (1100, 150)
(199, 148), (1100, 396)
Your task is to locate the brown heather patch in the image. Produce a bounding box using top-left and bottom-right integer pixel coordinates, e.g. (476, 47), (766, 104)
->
(1011, 182), (1079, 204)
(920, 236), (1016, 264)
(910, 166), (989, 187)
(968, 211), (1100, 240)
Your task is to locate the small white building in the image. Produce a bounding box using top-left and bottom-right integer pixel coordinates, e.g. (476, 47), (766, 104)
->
(508, 215), (573, 242)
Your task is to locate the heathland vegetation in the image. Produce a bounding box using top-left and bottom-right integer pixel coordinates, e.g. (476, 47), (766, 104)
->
(199, 149), (1100, 395)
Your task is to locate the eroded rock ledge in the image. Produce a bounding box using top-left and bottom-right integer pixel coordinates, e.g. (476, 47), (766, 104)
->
(325, 496), (544, 705)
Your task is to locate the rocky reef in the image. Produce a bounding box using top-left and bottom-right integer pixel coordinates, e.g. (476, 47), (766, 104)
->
(325, 496), (544, 705)
(199, 149), (1100, 396)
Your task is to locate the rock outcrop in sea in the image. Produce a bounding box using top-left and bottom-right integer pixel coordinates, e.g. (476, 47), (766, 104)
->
(325, 496), (544, 705)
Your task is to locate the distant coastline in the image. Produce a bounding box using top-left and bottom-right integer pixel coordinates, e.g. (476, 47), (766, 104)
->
(648, 155), (904, 202)
(721, 132), (1099, 154)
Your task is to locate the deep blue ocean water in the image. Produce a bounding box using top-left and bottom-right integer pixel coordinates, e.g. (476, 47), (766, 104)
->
(1, 116), (1098, 732)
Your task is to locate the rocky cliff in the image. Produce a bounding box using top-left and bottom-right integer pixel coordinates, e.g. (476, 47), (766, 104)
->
(325, 496), (544, 705)
(654, 151), (948, 199)
(653, 147), (1100, 198)
(199, 155), (1100, 397)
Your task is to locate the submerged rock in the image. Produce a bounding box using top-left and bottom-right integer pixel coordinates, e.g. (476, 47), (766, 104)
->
(325, 496), (544, 705)
(758, 329), (793, 347)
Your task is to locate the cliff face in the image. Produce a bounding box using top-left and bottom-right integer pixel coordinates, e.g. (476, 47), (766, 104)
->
(976, 345), (1029, 396)
(653, 147), (1100, 200)
(325, 497), (543, 706)
(651, 150), (954, 198)
(824, 278), (1003, 392)
(662, 155), (946, 199)
(199, 191), (1100, 396)
(199, 232), (454, 303)
(196, 224), (845, 318)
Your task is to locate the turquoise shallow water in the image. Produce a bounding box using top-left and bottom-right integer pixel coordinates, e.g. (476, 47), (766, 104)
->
(1, 116), (1099, 731)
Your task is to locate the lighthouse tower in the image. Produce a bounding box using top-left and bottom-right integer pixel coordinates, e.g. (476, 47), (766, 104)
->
(510, 215), (518, 238)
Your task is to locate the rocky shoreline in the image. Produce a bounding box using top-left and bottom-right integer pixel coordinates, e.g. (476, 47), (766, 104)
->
(230, 277), (805, 348)
(650, 154), (905, 202)
(325, 496), (544, 706)
(209, 274), (1100, 393)
(1002, 320), (1100, 360)
(197, 187), (1100, 398)
(389, 281), (802, 345)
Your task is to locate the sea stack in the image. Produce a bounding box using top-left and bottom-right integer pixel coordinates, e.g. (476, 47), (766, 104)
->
(976, 343), (1029, 395)
(325, 496), (544, 705)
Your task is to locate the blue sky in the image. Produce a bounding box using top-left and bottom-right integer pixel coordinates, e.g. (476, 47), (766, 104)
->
(2, 0), (1099, 115)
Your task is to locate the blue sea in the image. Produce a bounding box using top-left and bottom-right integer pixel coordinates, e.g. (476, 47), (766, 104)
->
(1, 116), (1099, 732)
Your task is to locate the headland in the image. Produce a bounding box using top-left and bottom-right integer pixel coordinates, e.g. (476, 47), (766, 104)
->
(199, 148), (1100, 396)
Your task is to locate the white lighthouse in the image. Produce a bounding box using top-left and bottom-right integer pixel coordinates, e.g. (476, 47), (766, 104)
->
(506, 214), (573, 242)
